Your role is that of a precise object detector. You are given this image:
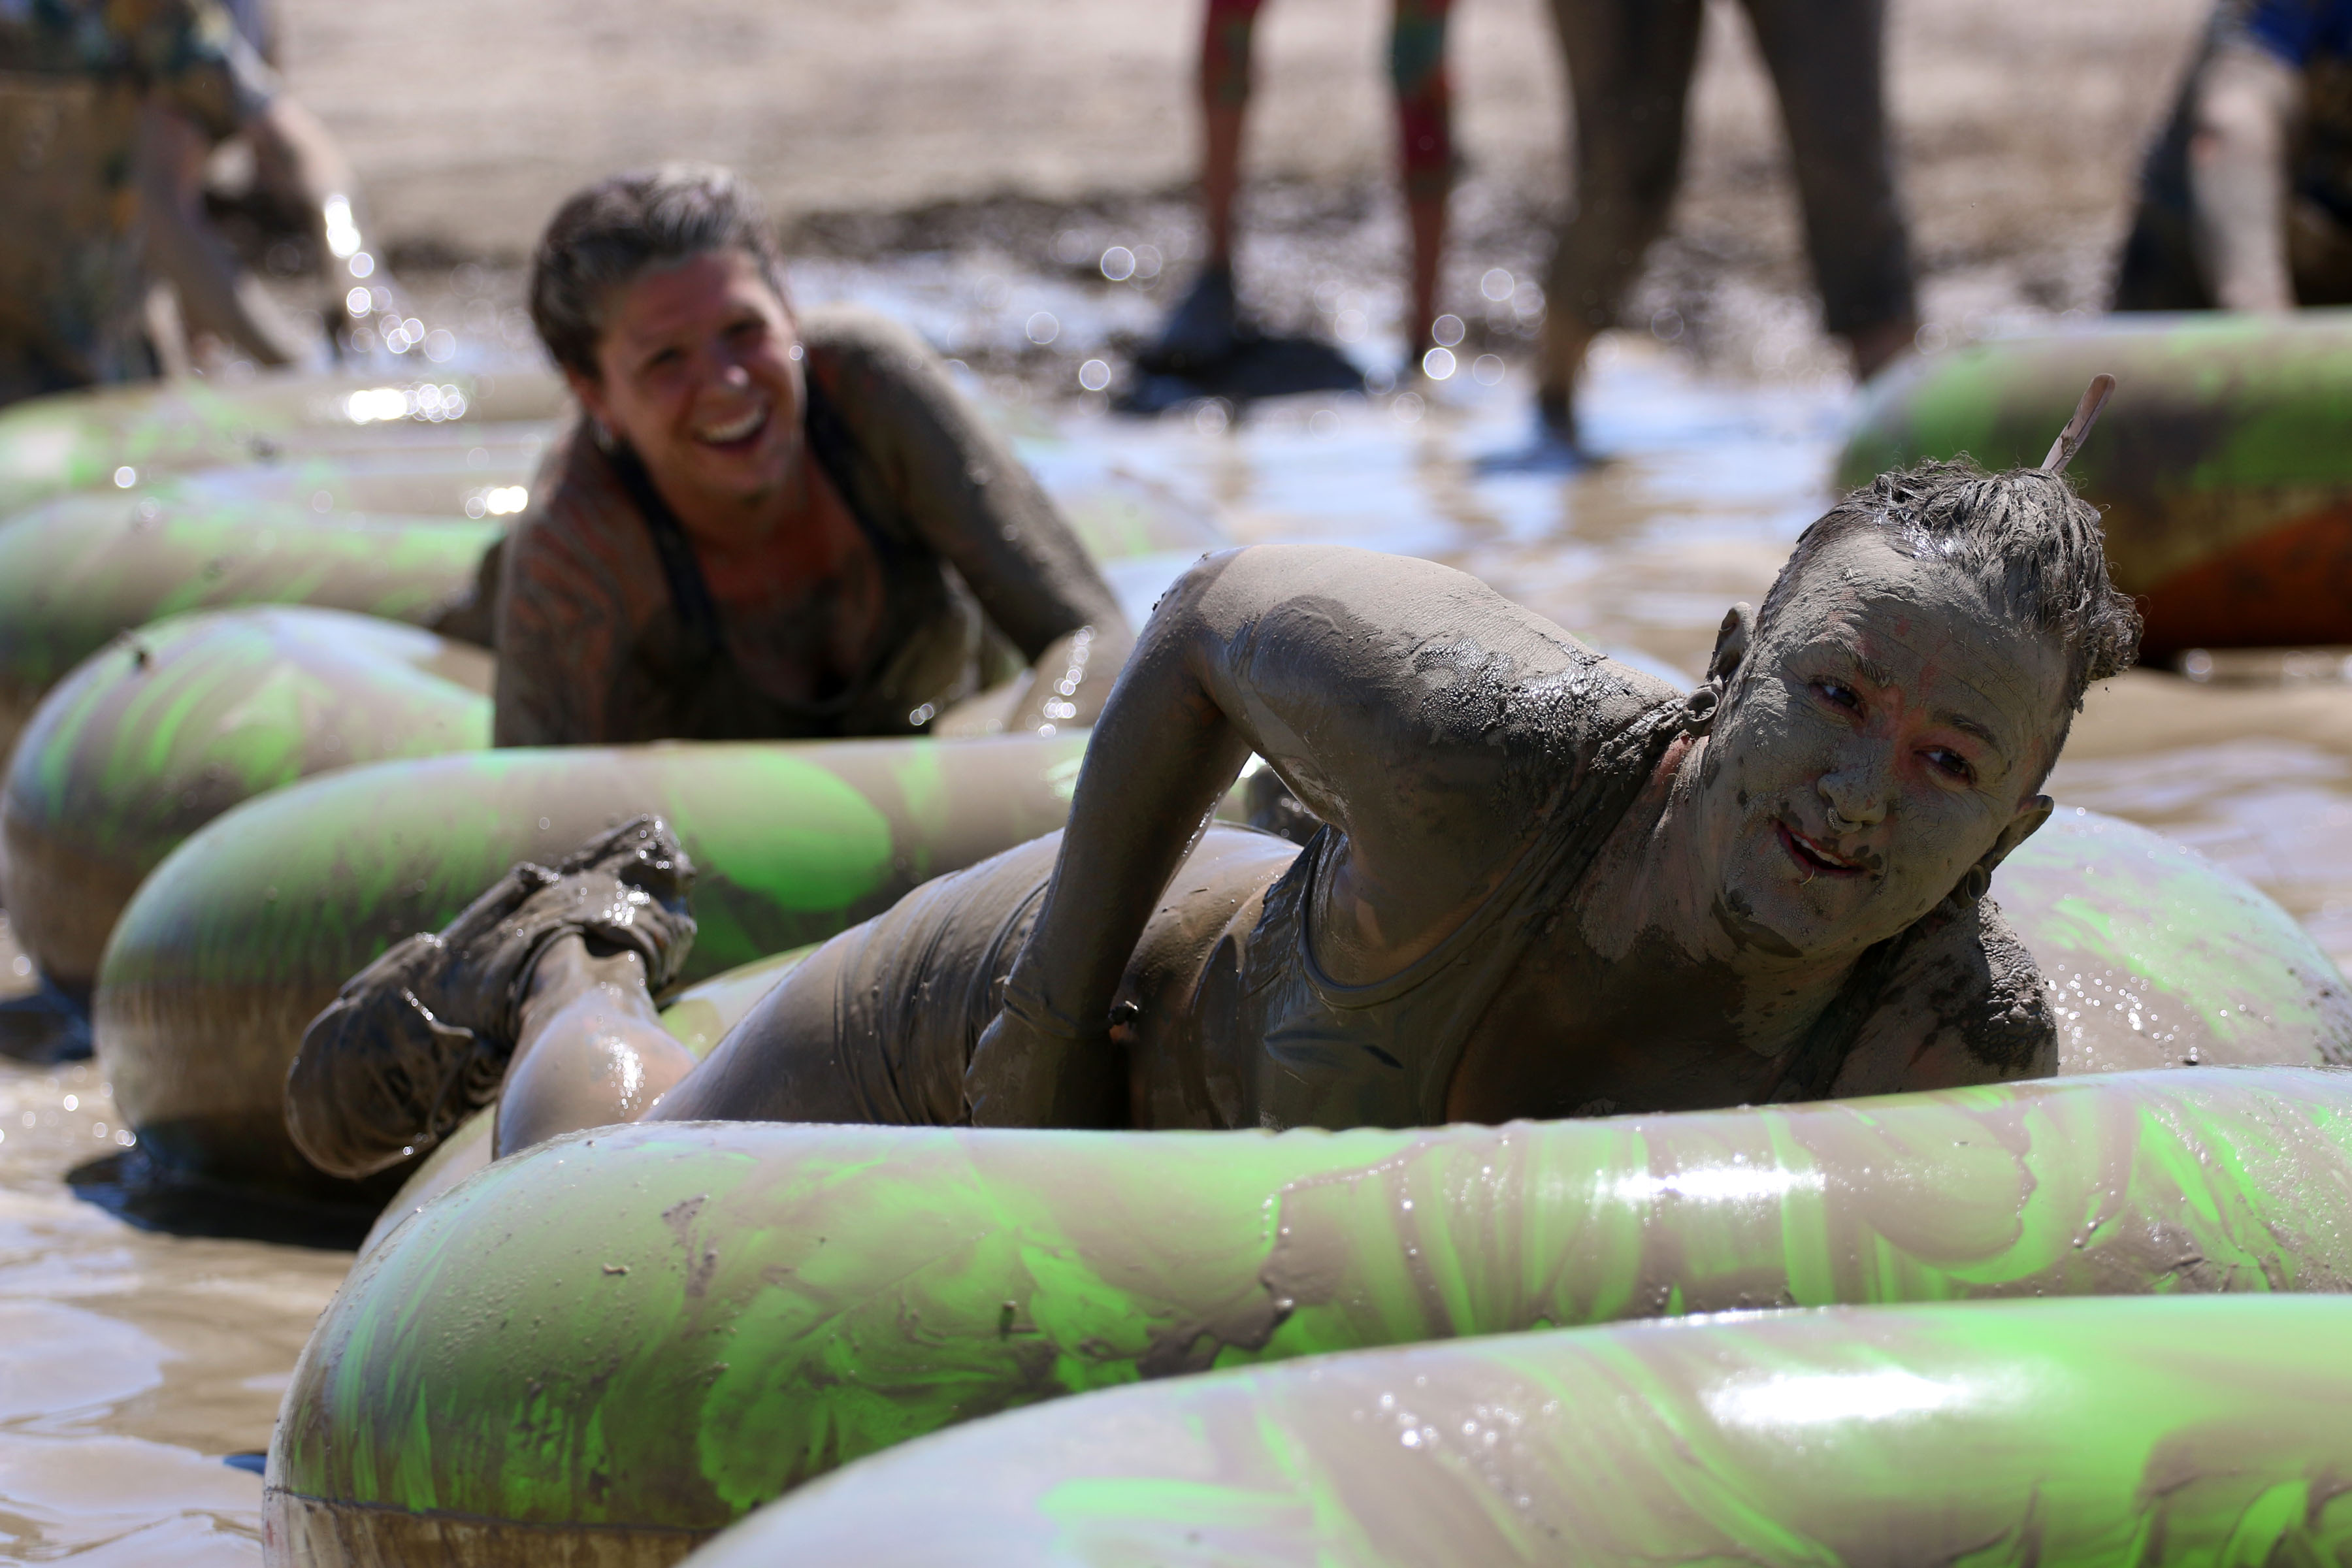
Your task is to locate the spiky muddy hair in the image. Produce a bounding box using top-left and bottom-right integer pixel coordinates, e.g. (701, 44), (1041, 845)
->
(1757, 457), (2142, 721)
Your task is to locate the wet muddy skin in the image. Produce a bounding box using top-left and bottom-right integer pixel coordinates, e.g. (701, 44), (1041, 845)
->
(9, 319), (2352, 1560)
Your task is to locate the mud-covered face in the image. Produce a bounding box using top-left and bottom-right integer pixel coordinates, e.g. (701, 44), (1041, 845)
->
(570, 248), (804, 539)
(1692, 531), (2068, 962)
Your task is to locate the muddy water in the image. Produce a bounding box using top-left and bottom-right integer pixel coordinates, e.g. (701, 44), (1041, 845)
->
(7, 331), (2350, 1561)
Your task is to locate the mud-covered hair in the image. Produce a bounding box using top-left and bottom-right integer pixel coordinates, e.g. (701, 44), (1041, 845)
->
(1759, 457), (2142, 722)
(529, 164), (789, 380)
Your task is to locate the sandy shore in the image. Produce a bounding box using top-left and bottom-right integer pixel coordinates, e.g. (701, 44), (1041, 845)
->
(284, 0), (2209, 343)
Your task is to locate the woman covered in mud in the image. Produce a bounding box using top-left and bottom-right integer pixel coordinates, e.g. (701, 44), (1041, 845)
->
(492, 165), (1131, 744)
(288, 448), (2140, 1173)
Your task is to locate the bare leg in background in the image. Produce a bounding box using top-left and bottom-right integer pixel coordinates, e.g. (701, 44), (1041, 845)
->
(1160, 0), (1456, 372)
(1539, 0), (1915, 436)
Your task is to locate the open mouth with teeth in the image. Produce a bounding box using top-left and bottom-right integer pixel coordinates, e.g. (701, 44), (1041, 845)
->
(1776, 820), (1866, 879)
(693, 401), (771, 451)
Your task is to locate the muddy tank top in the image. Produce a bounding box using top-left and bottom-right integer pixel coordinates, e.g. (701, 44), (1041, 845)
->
(1213, 697), (1923, 1130)
(604, 374), (996, 736)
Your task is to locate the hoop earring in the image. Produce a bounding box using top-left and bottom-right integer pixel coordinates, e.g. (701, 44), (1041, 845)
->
(1681, 686), (1721, 736)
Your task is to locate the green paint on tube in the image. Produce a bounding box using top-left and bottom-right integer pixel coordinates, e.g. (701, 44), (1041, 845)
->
(270, 1066), (2352, 1542)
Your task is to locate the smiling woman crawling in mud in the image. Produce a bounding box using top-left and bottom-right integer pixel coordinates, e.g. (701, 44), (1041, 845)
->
(286, 448), (2142, 1175)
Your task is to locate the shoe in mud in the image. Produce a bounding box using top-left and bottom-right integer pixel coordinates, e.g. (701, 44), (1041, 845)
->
(1140, 263), (1245, 374)
(284, 816), (697, 1179)
(1535, 382), (1578, 447)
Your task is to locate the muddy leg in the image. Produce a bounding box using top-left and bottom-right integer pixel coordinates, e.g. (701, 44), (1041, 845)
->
(1392, 0), (1456, 361)
(1539, 0), (1705, 435)
(492, 934), (698, 1158)
(1149, 0), (1267, 372)
(1739, 0), (1918, 380)
(1200, 0), (1262, 271)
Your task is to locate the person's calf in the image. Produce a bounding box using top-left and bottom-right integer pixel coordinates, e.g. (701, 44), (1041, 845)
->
(493, 934), (696, 1157)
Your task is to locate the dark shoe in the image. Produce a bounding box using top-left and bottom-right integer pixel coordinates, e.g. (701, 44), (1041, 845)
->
(1140, 263), (1245, 374)
(1535, 382), (1575, 443)
(284, 817), (697, 1179)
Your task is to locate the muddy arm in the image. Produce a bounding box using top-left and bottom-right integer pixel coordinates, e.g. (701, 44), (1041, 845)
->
(812, 314), (1134, 730)
(2189, 40), (2300, 312)
(966, 544), (1625, 1125)
(135, 2), (345, 361)
(135, 99), (311, 365)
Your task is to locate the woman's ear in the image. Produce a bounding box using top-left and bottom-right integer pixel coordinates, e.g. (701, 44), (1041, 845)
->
(1682, 603), (1754, 735)
(1953, 792), (2053, 903)
(563, 366), (622, 451)
(1708, 603), (1753, 685)
(563, 365), (608, 425)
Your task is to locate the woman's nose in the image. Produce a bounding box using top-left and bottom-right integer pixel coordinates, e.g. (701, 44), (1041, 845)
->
(1818, 754), (1889, 828)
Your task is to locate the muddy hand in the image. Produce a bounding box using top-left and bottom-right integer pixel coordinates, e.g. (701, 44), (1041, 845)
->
(964, 1004), (1122, 1128)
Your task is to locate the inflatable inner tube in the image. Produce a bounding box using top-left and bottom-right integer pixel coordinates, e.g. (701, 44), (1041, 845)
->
(0, 367), (564, 515)
(265, 1065), (2352, 1561)
(1838, 310), (2352, 658)
(1, 606), (492, 995)
(95, 732), (1095, 1201)
(674, 1294), (2352, 1567)
(0, 505), (502, 753)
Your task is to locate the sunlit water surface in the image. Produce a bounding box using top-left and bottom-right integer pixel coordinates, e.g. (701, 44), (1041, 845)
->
(6, 325), (2349, 1561)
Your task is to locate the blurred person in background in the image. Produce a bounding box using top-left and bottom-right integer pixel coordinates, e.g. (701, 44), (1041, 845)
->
(1537, 0), (1918, 442)
(0, 0), (368, 406)
(495, 166), (1132, 748)
(2114, 0), (2352, 311)
(1148, 0), (1458, 379)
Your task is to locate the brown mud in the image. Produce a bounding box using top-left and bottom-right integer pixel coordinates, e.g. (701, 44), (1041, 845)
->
(8, 0), (2335, 1555)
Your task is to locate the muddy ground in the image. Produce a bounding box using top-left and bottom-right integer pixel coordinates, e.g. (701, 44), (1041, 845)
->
(280, 0), (2209, 375)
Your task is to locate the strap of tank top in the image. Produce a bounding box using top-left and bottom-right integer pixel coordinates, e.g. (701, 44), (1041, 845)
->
(1334, 695), (1691, 1120)
(800, 369), (913, 576)
(1443, 697), (1690, 1011)
(606, 439), (725, 668)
